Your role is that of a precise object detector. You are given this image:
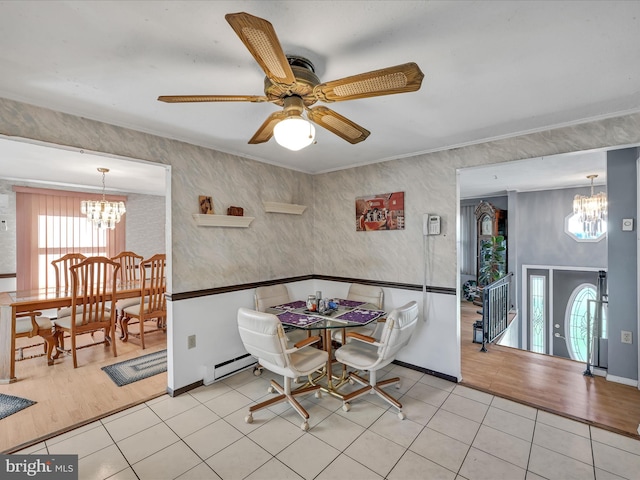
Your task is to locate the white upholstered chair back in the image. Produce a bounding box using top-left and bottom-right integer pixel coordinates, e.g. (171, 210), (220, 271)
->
(377, 301), (419, 361)
(347, 283), (384, 309)
(254, 284), (291, 312)
(237, 308), (290, 369)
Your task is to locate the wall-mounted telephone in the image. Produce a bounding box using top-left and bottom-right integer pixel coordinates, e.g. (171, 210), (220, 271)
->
(423, 214), (441, 236)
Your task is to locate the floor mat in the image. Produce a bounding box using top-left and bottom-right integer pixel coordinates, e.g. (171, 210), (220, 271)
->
(0, 393), (37, 420)
(101, 349), (167, 387)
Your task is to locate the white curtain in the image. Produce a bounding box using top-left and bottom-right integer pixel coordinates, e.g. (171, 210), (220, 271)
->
(460, 204), (477, 276)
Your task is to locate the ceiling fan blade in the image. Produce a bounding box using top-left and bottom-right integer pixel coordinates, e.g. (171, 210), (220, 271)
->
(307, 106), (370, 144)
(248, 111), (288, 144)
(314, 62), (424, 102)
(225, 12), (296, 87)
(157, 95), (268, 103)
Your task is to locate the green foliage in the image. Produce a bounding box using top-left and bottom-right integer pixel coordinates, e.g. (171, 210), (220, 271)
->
(478, 235), (506, 286)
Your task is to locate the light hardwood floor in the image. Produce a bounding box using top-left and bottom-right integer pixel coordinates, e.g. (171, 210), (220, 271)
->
(0, 323), (166, 453)
(460, 300), (640, 439)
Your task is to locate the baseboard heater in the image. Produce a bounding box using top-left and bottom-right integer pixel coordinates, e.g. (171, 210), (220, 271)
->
(204, 353), (256, 385)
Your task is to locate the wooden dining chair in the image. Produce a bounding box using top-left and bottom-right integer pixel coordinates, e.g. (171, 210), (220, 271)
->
(51, 253), (87, 319)
(15, 311), (57, 366)
(53, 256), (120, 368)
(110, 251), (144, 336)
(121, 253), (166, 349)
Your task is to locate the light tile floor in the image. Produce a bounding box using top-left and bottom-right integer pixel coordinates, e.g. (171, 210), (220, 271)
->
(16, 364), (640, 479)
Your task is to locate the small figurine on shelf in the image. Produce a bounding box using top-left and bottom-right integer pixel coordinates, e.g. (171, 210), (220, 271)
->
(227, 206), (244, 216)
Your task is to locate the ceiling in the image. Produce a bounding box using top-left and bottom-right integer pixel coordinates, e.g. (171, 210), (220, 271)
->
(0, 1), (638, 194)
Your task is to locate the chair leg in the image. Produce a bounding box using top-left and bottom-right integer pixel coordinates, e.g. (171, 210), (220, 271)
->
(373, 376), (403, 409)
(120, 315), (130, 342)
(110, 323), (117, 358)
(244, 378), (320, 431)
(39, 328), (57, 366)
(71, 333), (78, 368)
(340, 372), (405, 418)
(140, 318), (145, 349)
(52, 328), (63, 360)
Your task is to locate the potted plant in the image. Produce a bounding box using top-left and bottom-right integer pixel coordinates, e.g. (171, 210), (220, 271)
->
(478, 235), (506, 286)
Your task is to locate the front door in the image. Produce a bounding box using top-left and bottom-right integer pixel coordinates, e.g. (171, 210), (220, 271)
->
(525, 267), (606, 363)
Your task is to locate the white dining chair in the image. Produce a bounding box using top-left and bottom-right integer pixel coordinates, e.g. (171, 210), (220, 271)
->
(335, 301), (419, 419)
(237, 307), (328, 431)
(333, 283), (385, 344)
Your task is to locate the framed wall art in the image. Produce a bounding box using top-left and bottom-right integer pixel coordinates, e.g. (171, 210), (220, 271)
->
(355, 191), (404, 231)
(199, 195), (214, 214)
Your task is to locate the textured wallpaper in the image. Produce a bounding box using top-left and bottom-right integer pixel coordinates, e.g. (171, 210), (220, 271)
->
(1, 97), (639, 292)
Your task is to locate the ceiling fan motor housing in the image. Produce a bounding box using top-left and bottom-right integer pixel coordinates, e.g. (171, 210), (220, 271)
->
(264, 56), (320, 107)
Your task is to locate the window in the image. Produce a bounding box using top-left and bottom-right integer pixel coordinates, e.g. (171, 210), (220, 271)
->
(565, 283), (607, 362)
(564, 212), (606, 242)
(37, 214), (109, 289)
(529, 275), (546, 354)
(15, 186), (125, 290)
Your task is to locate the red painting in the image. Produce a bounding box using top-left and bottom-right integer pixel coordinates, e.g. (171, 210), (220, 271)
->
(355, 192), (405, 231)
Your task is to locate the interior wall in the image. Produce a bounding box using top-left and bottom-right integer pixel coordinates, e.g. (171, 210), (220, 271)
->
(607, 147), (638, 382)
(0, 183), (15, 274)
(2, 97), (640, 389)
(0, 178), (165, 274)
(125, 192), (166, 259)
(515, 185), (608, 333)
(0, 98), (315, 293)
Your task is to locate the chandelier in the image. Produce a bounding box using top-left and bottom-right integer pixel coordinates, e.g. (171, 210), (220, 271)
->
(81, 168), (126, 229)
(573, 174), (607, 237)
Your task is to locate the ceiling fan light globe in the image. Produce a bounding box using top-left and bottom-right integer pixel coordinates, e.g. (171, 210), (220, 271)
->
(273, 117), (315, 151)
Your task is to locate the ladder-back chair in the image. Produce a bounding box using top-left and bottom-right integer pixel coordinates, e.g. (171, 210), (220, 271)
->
(110, 251), (144, 336)
(51, 253), (87, 319)
(122, 253), (166, 349)
(53, 256), (120, 368)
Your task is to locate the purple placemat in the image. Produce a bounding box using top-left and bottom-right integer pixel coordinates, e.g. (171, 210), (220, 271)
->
(276, 311), (322, 327)
(271, 300), (307, 310)
(336, 299), (367, 307)
(334, 309), (385, 324)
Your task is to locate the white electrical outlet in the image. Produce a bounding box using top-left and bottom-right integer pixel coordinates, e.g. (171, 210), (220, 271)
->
(621, 331), (632, 344)
(188, 335), (196, 349)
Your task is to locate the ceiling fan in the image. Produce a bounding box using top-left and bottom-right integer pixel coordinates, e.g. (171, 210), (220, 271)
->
(158, 12), (424, 150)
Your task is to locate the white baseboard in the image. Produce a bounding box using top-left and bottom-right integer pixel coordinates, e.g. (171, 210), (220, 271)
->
(606, 374), (639, 387)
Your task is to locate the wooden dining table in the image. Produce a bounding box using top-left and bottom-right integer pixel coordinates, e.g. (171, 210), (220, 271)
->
(0, 281), (143, 383)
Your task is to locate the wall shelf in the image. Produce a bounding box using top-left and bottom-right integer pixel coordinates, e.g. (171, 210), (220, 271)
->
(192, 214), (254, 228)
(262, 201), (307, 215)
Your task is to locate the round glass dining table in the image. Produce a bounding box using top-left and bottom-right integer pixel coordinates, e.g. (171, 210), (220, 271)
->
(266, 299), (386, 395)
